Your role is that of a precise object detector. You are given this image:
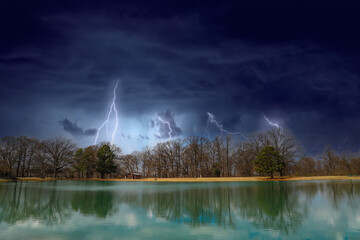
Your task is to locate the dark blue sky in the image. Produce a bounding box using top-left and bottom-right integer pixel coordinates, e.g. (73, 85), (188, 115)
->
(1, 0), (360, 153)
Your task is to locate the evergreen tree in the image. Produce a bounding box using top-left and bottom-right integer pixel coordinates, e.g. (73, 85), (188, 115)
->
(96, 144), (117, 178)
(254, 146), (283, 178)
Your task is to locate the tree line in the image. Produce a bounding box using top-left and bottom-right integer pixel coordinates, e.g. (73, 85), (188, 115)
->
(0, 128), (360, 178)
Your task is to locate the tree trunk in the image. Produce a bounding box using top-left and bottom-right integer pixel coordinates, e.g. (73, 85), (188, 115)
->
(26, 161), (31, 177)
(16, 160), (21, 177)
(8, 163), (13, 177)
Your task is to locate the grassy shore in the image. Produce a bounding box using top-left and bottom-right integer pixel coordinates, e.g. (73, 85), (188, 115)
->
(0, 177), (57, 183)
(93, 176), (360, 182)
(2, 176), (360, 183)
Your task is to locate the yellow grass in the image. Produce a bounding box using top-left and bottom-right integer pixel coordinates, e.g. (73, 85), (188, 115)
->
(67, 176), (360, 182)
(1, 176), (360, 183)
(133, 176), (360, 182)
(16, 177), (57, 182)
(0, 177), (57, 183)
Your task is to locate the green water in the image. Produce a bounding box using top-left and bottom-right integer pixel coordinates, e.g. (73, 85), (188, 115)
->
(0, 181), (359, 239)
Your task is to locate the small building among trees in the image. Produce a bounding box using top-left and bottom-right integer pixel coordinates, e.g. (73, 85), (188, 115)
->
(124, 173), (142, 179)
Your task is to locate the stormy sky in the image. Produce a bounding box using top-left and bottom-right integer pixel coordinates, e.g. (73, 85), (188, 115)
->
(1, 0), (360, 154)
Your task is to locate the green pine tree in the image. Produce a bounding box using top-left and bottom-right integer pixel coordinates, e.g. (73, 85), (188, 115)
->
(254, 146), (284, 178)
(96, 144), (117, 178)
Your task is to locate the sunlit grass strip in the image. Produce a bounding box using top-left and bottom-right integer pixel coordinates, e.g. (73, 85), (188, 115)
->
(1, 176), (360, 183)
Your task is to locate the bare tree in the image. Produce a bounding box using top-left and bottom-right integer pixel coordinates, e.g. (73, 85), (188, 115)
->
(222, 136), (234, 177)
(183, 136), (201, 177)
(322, 146), (340, 175)
(339, 153), (353, 175)
(171, 140), (183, 177)
(295, 157), (316, 176)
(121, 152), (141, 174)
(234, 142), (255, 176)
(0, 136), (17, 177)
(351, 156), (360, 175)
(141, 147), (155, 177)
(23, 138), (38, 177)
(42, 137), (76, 178)
(32, 142), (49, 178)
(14, 136), (38, 177)
(212, 137), (224, 177)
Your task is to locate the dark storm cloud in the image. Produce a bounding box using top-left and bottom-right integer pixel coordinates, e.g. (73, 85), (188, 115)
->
(138, 134), (149, 140)
(84, 128), (97, 136)
(120, 134), (132, 140)
(1, 0), (360, 153)
(60, 119), (97, 137)
(155, 110), (182, 139)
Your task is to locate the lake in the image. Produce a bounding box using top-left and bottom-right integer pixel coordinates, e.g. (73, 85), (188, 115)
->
(0, 180), (359, 239)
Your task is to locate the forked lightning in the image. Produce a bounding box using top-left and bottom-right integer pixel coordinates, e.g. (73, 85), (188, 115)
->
(94, 81), (119, 145)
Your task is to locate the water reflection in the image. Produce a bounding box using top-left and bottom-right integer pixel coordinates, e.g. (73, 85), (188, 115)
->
(234, 183), (307, 234)
(0, 182), (117, 224)
(0, 180), (359, 235)
(71, 190), (117, 218)
(0, 182), (71, 225)
(121, 182), (315, 234)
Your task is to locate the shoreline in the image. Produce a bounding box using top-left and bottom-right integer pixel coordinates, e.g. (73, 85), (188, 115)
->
(1, 176), (360, 183)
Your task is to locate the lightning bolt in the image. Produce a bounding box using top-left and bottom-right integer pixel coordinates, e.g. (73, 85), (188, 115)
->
(157, 116), (173, 140)
(206, 112), (247, 139)
(264, 115), (280, 128)
(94, 80), (119, 145)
